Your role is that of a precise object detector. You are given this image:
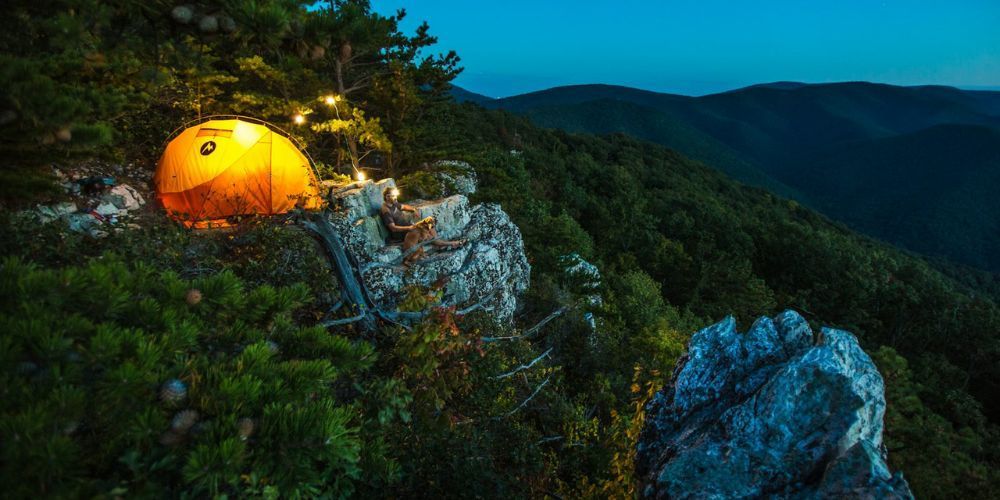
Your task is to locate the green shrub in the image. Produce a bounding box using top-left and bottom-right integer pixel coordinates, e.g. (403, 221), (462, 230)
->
(0, 256), (376, 498)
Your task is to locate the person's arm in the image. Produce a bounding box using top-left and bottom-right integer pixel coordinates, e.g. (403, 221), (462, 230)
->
(381, 208), (412, 232)
(402, 203), (418, 213)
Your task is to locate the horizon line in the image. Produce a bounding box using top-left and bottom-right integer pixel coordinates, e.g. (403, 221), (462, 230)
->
(456, 80), (1000, 100)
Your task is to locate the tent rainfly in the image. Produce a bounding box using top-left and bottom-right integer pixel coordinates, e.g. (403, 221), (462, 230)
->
(154, 117), (321, 226)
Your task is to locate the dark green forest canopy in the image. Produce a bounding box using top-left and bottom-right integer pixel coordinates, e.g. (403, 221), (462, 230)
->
(432, 104), (1000, 494)
(2, 1), (999, 497)
(0, 0), (460, 202)
(485, 83), (1000, 274)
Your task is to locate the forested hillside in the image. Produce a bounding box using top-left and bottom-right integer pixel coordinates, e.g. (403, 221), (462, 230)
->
(478, 81), (1000, 273)
(433, 107), (1000, 496)
(2, 1), (999, 498)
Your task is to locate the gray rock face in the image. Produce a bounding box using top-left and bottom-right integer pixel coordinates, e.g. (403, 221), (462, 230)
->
(559, 253), (602, 332)
(398, 160), (478, 199)
(324, 175), (529, 323)
(636, 310), (913, 499)
(28, 182), (146, 238)
(431, 160), (478, 196)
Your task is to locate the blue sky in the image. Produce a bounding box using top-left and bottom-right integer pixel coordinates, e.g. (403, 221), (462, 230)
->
(371, 0), (1000, 97)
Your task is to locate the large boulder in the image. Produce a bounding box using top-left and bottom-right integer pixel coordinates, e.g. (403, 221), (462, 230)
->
(636, 310), (913, 499)
(324, 175), (529, 323)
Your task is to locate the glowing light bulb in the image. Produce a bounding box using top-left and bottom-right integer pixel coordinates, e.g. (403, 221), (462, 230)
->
(356, 170), (366, 182)
(293, 114), (305, 125)
(391, 188), (400, 198)
(324, 95), (336, 105)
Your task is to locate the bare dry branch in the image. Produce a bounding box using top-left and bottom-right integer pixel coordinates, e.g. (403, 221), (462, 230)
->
(484, 306), (572, 342)
(480, 335), (522, 342)
(320, 309), (368, 327)
(523, 306), (570, 338)
(495, 348), (553, 380)
(535, 436), (564, 446)
(498, 376), (551, 419)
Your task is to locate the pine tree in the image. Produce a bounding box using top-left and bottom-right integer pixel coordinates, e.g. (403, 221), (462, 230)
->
(0, 256), (379, 497)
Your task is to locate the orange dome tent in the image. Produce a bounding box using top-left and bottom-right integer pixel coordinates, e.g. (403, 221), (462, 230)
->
(155, 117), (321, 226)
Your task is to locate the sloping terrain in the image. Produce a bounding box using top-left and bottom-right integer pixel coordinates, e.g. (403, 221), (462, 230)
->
(457, 81), (1000, 271)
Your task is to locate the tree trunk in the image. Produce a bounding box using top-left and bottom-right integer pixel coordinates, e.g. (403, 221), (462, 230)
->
(301, 211), (378, 334)
(334, 42), (361, 168)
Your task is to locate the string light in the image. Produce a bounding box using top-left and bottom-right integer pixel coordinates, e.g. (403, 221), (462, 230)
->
(293, 114), (305, 125)
(356, 170), (366, 182)
(324, 95), (337, 105)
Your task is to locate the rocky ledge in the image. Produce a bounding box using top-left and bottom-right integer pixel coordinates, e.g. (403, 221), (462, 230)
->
(322, 171), (529, 323)
(636, 310), (913, 499)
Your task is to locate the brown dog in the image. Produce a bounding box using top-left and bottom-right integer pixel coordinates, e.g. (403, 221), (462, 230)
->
(402, 217), (438, 266)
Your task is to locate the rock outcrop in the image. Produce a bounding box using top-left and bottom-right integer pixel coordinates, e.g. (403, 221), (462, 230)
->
(397, 160), (478, 200)
(559, 253), (602, 332)
(323, 175), (529, 323)
(29, 176), (147, 238)
(636, 310), (913, 499)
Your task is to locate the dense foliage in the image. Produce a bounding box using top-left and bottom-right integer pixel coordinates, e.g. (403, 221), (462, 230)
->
(428, 104), (1000, 495)
(3, 0), (1000, 498)
(484, 82), (1000, 273)
(0, 0), (459, 204)
(0, 257), (376, 497)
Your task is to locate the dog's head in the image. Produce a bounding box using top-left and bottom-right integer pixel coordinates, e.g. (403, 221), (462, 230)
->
(415, 216), (436, 230)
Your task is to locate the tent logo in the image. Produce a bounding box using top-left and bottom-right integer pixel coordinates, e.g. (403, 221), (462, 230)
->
(200, 141), (217, 156)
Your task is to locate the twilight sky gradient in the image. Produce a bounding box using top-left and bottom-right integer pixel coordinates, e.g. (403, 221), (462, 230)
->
(372, 0), (1000, 97)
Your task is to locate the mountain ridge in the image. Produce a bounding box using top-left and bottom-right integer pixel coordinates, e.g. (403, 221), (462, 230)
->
(454, 80), (1000, 103)
(451, 80), (1000, 272)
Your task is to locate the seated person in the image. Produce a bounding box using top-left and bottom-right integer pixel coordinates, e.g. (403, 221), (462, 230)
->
(380, 188), (466, 253)
(380, 188), (419, 243)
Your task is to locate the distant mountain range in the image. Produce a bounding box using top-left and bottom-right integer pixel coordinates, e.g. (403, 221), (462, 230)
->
(452, 81), (1000, 272)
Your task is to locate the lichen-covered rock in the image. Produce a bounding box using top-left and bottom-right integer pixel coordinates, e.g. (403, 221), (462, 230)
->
(559, 253), (601, 302)
(324, 175), (529, 323)
(559, 253), (602, 331)
(432, 160), (477, 196)
(636, 310), (913, 499)
(398, 160), (478, 199)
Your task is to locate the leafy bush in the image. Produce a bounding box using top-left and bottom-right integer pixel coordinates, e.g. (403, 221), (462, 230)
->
(0, 256), (376, 498)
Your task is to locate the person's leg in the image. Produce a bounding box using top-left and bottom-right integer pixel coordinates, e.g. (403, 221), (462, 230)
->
(431, 239), (466, 249)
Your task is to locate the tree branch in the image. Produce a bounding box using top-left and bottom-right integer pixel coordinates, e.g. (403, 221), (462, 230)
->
(495, 348), (552, 380)
(497, 376), (551, 419)
(457, 298), (494, 316)
(481, 335), (521, 342)
(523, 306), (569, 338)
(535, 436), (564, 446)
(320, 309), (368, 327)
